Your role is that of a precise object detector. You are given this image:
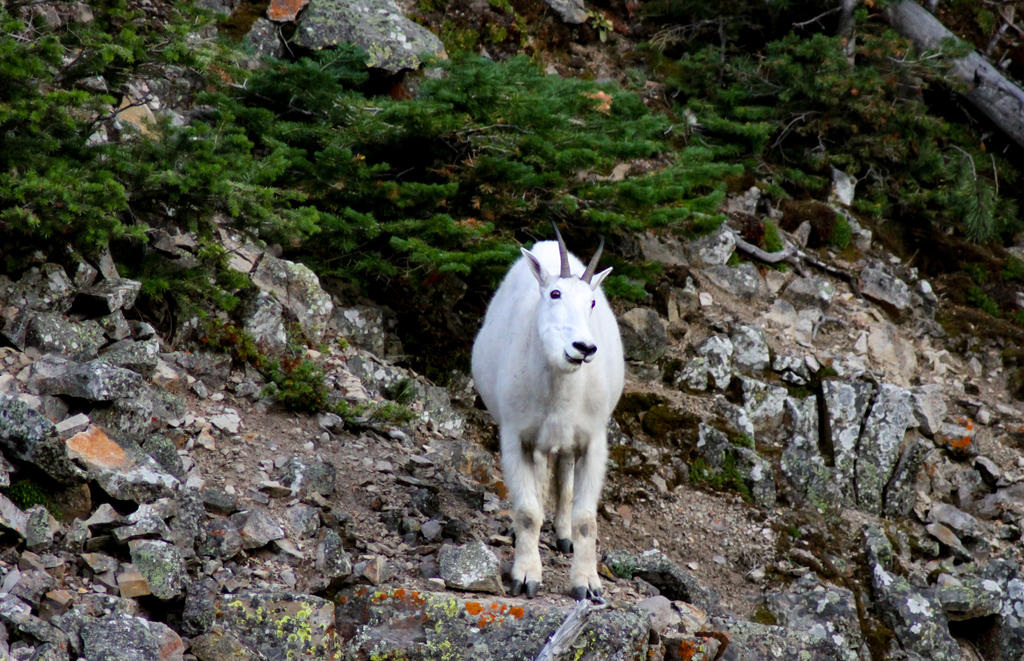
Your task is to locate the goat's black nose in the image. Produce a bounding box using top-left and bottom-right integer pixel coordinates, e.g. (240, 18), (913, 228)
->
(573, 341), (597, 357)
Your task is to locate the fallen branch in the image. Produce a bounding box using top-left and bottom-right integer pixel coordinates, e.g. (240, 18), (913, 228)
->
(535, 600), (607, 661)
(727, 228), (857, 286)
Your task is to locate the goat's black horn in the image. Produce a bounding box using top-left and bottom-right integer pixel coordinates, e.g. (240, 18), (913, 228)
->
(582, 236), (604, 284)
(551, 222), (571, 278)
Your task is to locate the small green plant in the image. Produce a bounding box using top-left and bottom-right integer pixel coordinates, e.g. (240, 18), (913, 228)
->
(967, 285), (1001, 317)
(762, 220), (784, 253)
(689, 451), (751, 501)
(829, 214), (851, 250)
(1003, 257), (1024, 282)
(4, 478), (55, 515)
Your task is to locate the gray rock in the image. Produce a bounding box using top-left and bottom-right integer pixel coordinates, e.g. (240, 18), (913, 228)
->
(708, 615), (856, 661)
(764, 574), (866, 661)
(543, 0), (587, 23)
(233, 507), (284, 549)
(72, 279), (141, 315)
(731, 324), (771, 373)
(192, 591), (338, 661)
(284, 503), (321, 539)
(0, 492), (29, 539)
(169, 350), (231, 391)
(277, 455), (336, 498)
(438, 541), (504, 595)
(10, 569), (57, 608)
(112, 503), (172, 542)
(882, 436), (930, 518)
(7, 311), (105, 360)
(313, 528), (352, 590)
(687, 226), (736, 265)
(0, 392), (85, 484)
(679, 335), (734, 392)
(911, 384), (947, 437)
(242, 290), (288, 354)
(332, 305), (403, 360)
(80, 611), (182, 661)
(291, 0), (445, 73)
(864, 525), (960, 661)
(245, 17), (284, 59)
(38, 359), (146, 402)
(24, 505), (59, 552)
(336, 587), (651, 660)
(618, 307), (669, 363)
(860, 262), (910, 314)
(182, 578), (218, 637)
(929, 502), (984, 539)
(856, 384), (913, 514)
(0, 263), (75, 313)
(128, 540), (186, 600)
(346, 355), (464, 435)
(934, 575), (1004, 620)
(65, 426), (180, 503)
(0, 594), (70, 653)
(781, 397), (844, 514)
(773, 352), (810, 385)
(739, 376), (788, 433)
(831, 167), (857, 206)
(783, 275), (836, 309)
(99, 338), (161, 377)
(603, 548), (719, 613)
(198, 516), (243, 559)
(702, 262), (764, 299)
(140, 433), (185, 481)
(822, 379), (875, 503)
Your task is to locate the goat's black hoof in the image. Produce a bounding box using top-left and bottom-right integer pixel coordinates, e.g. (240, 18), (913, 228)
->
(589, 587), (605, 603)
(556, 538), (573, 554)
(570, 586), (587, 601)
(511, 579), (524, 596)
(525, 581), (540, 599)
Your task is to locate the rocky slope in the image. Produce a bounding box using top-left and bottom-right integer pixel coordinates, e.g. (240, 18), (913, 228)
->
(3, 1), (1024, 660)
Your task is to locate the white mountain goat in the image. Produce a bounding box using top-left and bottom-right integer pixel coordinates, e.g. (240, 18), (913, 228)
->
(472, 226), (624, 600)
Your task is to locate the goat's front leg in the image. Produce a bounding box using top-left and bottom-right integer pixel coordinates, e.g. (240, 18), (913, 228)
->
(501, 430), (546, 598)
(553, 450), (574, 554)
(569, 435), (608, 601)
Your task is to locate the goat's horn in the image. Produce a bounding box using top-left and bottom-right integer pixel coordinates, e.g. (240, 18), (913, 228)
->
(551, 222), (571, 278)
(582, 236), (605, 284)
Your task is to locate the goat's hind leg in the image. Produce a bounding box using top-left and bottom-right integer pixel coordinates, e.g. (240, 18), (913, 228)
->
(569, 436), (608, 601)
(501, 430), (546, 598)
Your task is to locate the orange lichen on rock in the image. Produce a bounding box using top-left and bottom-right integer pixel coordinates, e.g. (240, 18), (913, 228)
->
(66, 426), (128, 469)
(465, 602), (484, 615)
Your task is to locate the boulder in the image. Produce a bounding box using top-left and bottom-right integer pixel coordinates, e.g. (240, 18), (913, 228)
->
(291, 0), (445, 73)
(251, 253), (333, 345)
(65, 426), (180, 503)
(0, 392), (85, 484)
(438, 541), (504, 595)
(618, 307), (669, 364)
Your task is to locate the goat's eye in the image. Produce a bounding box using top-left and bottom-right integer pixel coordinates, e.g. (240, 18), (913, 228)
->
(591, 300), (596, 309)
(550, 290), (561, 299)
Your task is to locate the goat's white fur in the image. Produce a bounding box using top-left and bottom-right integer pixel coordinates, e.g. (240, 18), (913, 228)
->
(472, 238), (624, 599)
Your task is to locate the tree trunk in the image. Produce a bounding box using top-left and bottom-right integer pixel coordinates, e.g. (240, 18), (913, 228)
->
(883, 0), (1024, 150)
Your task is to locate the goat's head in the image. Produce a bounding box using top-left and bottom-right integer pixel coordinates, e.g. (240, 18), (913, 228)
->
(522, 227), (612, 372)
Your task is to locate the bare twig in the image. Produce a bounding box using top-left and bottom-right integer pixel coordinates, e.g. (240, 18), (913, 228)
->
(535, 601), (607, 661)
(793, 5), (841, 29)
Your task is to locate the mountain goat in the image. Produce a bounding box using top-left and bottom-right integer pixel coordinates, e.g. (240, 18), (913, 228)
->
(472, 226), (624, 600)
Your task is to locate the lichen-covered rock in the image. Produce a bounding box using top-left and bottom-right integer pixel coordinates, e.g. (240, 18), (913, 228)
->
(277, 455), (335, 497)
(198, 516), (243, 559)
(232, 507), (284, 549)
(702, 262), (764, 299)
(687, 225), (736, 266)
(859, 262), (910, 314)
(99, 338), (161, 377)
(438, 540), (504, 595)
(822, 379), (875, 503)
(764, 574), (867, 661)
(72, 278), (141, 315)
(336, 587), (650, 660)
(24, 504), (60, 551)
(731, 324), (771, 373)
(0, 392), (85, 484)
(312, 527), (352, 591)
(346, 354), (465, 435)
(782, 274), (835, 309)
(864, 525), (961, 661)
(128, 540), (187, 600)
(292, 0), (445, 74)
(738, 376), (787, 433)
(241, 290), (288, 355)
(192, 591), (339, 661)
(707, 615), (856, 660)
(38, 359), (146, 402)
(65, 426), (180, 502)
(80, 611), (183, 661)
(603, 548), (720, 614)
(618, 307), (669, 364)
(855, 383), (913, 514)
(332, 304), (403, 360)
(11, 312), (106, 360)
(679, 335), (734, 392)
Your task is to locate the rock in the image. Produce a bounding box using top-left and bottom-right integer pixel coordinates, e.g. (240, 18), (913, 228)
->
(284, 503), (321, 539)
(140, 433), (185, 481)
(731, 325), (770, 373)
(0, 263), (75, 314)
(678, 335), (734, 392)
(24, 505), (59, 551)
(345, 355), (465, 435)
(882, 435), (930, 519)
(313, 528), (352, 591)
(707, 615), (856, 661)
(934, 575), (1004, 620)
(267, 0), (309, 22)
(783, 275), (836, 309)
(0, 593), (70, 653)
(335, 587), (650, 660)
(128, 540), (186, 600)
(821, 379), (875, 504)
(911, 384), (947, 437)
(739, 376), (788, 433)
(38, 359), (146, 402)
(763, 574), (867, 661)
(543, 0), (587, 23)
(687, 226), (736, 265)
(859, 262), (910, 314)
(99, 338), (161, 377)
(864, 525), (961, 661)
(80, 612), (183, 661)
(867, 321), (918, 383)
(209, 408), (241, 434)
(192, 591), (339, 661)
(332, 305), (403, 360)
(117, 564), (152, 598)
(855, 384), (913, 514)
(0, 492), (28, 538)
(929, 502), (984, 539)
(830, 167), (857, 206)
(702, 262), (764, 299)
(65, 426), (180, 502)
(113, 503), (173, 542)
(6, 311), (105, 360)
(182, 579), (218, 637)
(246, 16), (284, 59)
(232, 507), (285, 549)
(198, 517), (243, 559)
(438, 541), (504, 595)
(72, 279), (141, 315)
(0, 393), (85, 484)
(241, 291), (288, 355)
(291, 0), (446, 73)
(603, 548), (719, 613)
(618, 307), (669, 363)
(277, 455), (336, 498)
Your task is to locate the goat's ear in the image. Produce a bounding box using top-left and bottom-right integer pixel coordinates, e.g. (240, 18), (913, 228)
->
(589, 266), (613, 290)
(522, 247), (551, 286)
